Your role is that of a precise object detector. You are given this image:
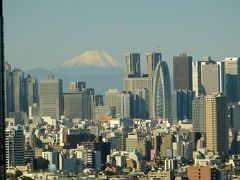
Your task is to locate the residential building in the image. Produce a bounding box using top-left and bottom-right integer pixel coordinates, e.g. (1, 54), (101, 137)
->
(205, 93), (228, 155)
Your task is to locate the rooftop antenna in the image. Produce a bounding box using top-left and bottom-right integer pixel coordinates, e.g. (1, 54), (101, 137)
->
(180, 50), (187, 56)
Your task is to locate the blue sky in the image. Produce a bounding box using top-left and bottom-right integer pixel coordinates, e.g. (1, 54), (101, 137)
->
(4, 0), (240, 74)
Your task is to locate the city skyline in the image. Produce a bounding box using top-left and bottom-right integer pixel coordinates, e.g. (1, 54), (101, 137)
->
(2, 1), (240, 179)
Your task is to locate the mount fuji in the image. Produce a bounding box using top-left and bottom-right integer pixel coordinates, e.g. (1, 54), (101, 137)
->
(27, 50), (124, 94)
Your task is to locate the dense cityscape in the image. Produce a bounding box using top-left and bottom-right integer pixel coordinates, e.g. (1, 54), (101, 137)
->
(2, 51), (240, 179)
(1, 1), (240, 180)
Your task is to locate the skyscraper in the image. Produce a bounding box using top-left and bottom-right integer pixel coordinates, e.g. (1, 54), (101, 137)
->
(124, 77), (153, 118)
(202, 64), (220, 95)
(104, 89), (122, 117)
(63, 92), (91, 120)
(39, 75), (63, 119)
(118, 91), (133, 119)
(12, 69), (25, 112)
(4, 61), (12, 116)
(124, 53), (141, 78)
(201, 62), (225, 95)
(146, 52), (161, 77)
(192, 57), (225, 97)
(25, 75), (38, 113)
(69, 81), (86, 92)
(5, 125), (25, 168)
(224, 57), (240, 103)
(192, 61), (205, 97)
(153, 60), (171, 120)
(192, 96), (206, 149)
(104, 89), (121, 109)
(132, 88), (149, 119)
(171, 89), (193, 121)
(0, 1), (5, 178)
(205, 93), (228, 155)
(192, 96), (206, 134)
(173, 53), (192, 90)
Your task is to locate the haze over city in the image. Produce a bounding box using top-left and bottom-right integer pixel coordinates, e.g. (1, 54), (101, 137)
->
(4, 0), (240, 72)
(1, 1), (240, 179)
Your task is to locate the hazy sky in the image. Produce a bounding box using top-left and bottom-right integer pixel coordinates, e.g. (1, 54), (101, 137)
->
(4, 0), (240, 73)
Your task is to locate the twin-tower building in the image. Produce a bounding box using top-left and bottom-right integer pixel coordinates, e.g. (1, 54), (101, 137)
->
(124, 52), (172, 120)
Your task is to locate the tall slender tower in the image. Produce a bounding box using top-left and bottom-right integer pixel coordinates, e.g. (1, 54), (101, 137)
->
(12, 69), (25, 112)
(25, 75), (38, 113)
(205, 93), (228, 155)
(153, 59), (171, 120)
(0, 0), (5, 178)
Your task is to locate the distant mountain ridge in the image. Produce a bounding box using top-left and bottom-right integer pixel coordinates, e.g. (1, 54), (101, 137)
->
(26, 50), (124, 94)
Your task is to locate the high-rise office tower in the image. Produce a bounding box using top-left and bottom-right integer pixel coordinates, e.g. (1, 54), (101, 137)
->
(201, 62), (225, 95)
(125, 77), (153, 118)
(192, 61), (205, 97)
(4, 61), (12, 116)
(25, 75), (38, 113)
(205, 93), (228, 155)
(0, 1), (5, 177)
(12, 69), (25, 112)
(192, 57), (225, 97)
(153, 60), (171, 120)
(132, 88), (149, 119)
(192, 96), (206, 149)
(104, 89), (121, 107)
(173, 53), (192, 90)
(5, 125), (25, 168)
(86, 88), (95, 120)
(202, 64), (220, 95)
(192, 96), (206, 134)
(124, 53), (141, 78)
(95, 95), (104, 106)
(118, 91), (133, 119)
(63, 92), (91, 120)
(228, 102), (240, 133)
(69, 81), (86, 92)
(146, 52), (161, 77)
(171, 89), (193, 121)
(39, 75), (63, 119)
(224, 57), (240, 102)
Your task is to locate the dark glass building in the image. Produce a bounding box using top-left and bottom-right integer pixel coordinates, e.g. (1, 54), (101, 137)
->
(173, 53), (192, 90)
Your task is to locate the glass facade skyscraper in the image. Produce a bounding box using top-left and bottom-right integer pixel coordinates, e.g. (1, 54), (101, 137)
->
(173, 53), (192, 90)
(153, 60), (171, 120)
(224, 57), (240, 103)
